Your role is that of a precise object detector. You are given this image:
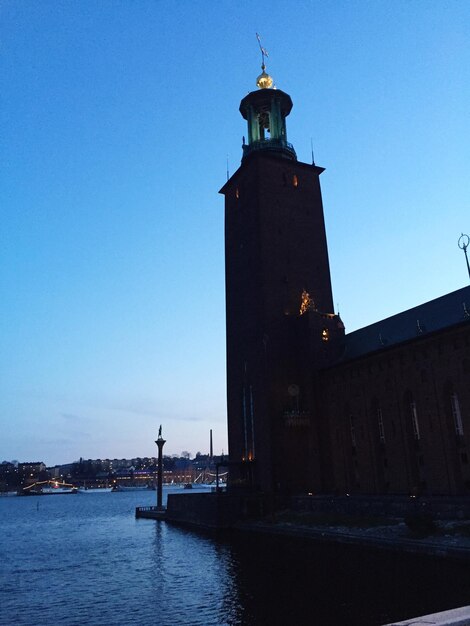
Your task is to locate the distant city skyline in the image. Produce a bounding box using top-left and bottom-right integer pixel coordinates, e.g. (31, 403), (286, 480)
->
(1, 449), (215, 467)
(1, 1), (469, 466)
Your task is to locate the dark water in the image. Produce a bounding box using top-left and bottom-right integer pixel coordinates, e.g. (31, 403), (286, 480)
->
(0, 488), (468, 626)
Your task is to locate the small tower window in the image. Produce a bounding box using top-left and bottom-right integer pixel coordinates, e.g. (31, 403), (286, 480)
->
(292, 174), (298, 187)
(322, 328), (329, 342)
(235, 188), (239, 199)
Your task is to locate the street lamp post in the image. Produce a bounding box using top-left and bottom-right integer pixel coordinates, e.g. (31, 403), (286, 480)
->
(155, 426), (166, 509)
(458, 233), (470, 281)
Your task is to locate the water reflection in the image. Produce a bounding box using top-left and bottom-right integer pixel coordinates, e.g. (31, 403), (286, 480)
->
(216, 532), (469, 626)
(150, 525), (470, 626)
(150, 523), (243, 625)
(0, 491), (468, 626)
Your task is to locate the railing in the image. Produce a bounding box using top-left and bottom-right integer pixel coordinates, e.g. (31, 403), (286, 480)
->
(242, 138), (296, 161)
(136, 505), (158, 513)
(135, 505), (166, 519)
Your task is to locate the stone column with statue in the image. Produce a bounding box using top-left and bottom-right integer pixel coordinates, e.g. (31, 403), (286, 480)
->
(155, 426), (166, 509)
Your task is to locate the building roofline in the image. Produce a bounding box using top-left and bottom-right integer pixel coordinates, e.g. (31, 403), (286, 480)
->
(332, 285), (470, 366)
(219, 152), (325, 194)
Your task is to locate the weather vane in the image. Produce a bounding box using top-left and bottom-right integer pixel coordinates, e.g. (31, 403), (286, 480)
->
(256, 32), (269, 70)
(458, 233), (470, 281)
(255, 33), (273, 89)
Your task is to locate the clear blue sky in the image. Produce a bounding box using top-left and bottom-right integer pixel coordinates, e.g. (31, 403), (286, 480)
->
(1, 1), (469, 466)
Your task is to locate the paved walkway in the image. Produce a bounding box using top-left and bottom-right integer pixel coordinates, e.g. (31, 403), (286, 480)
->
(234, 517), (470, 561)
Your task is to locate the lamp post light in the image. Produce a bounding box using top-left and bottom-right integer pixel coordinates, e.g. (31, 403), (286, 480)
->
(155, 426), (166, 510)
(458, 233), (470, 282)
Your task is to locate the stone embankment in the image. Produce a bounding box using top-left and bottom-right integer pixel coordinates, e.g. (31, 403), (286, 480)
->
(137, 493), (470, 560)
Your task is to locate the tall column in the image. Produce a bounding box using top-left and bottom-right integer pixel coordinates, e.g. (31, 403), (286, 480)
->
(155, 426), (166, 509)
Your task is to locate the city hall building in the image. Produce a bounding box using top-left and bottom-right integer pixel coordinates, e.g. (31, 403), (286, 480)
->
(220, 64), (470, 497)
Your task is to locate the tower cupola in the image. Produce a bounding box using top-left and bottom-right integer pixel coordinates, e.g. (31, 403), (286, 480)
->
(240, 44), (296, 162)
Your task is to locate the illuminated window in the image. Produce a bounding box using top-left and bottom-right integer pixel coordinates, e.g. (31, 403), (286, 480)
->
(235, 188), (239, 199)
(410, 401), (420, 440)
(322, 328), (329, 342)
(299, 290), (314, 315)
(451, 393), (464, 436)
(292, 174), (298, 187)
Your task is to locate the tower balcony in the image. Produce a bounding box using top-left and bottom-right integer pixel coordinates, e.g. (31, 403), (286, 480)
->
(242, 138), (297, 162)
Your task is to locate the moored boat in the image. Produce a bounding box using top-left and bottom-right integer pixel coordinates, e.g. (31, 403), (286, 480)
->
(112, 484), (154, 492)
(21, 480), (78, 496)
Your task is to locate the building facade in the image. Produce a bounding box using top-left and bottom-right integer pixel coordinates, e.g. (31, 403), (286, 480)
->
(221, 64), (470, 496)
(322, 292), (470, 495)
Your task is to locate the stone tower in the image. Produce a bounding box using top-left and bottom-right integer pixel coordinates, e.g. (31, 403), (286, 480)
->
(220, 62), (343, 495)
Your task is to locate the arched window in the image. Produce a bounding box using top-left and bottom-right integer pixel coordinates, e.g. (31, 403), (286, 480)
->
(349, 415), (357, 448)
(410, 401), (420, 440)
(450, 392), (464, 436)
(404, 390), (420, 440)
(377, 407), (386, 443)
(372, 398), (385, 443)
(257, 111), (270, 140)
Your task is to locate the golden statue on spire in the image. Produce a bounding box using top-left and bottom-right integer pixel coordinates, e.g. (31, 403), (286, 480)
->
(255, 33), (273, 89)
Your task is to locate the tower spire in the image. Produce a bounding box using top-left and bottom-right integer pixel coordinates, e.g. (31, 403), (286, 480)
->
(255, 33), (273, 89)
(256, 32), (269, 70)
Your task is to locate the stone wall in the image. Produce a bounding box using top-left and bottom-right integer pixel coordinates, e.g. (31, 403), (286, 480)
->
(166, 491), (271, 529)
(293, 494), (470, 520)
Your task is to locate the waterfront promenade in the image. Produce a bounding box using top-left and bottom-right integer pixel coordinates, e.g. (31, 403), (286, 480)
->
(136, 493), (470, 561)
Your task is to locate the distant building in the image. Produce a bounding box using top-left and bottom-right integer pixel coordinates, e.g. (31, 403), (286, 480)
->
(48, 465), (61, 478)
(56, 463), (75, 478)
(0, 462), (17, 491)
(18, 461), (46, 477)
(221, 63), (470, 496)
